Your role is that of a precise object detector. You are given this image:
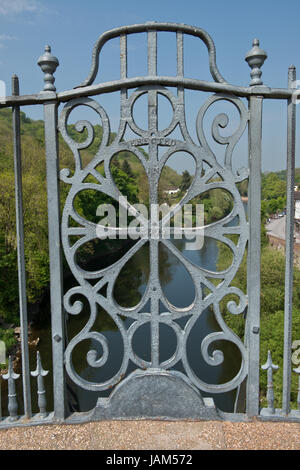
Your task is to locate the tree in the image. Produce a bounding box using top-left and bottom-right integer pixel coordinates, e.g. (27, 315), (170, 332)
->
(180, 170), (192, 192)
(262, 173), (286, 203)
(217, 233), (300, 410)
(122, 159), (133, 178)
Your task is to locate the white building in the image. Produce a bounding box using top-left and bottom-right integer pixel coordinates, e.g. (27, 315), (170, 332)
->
(295, 191), (300, 234)
(295, 191), (300, 220)
(164, 188), (180, 195)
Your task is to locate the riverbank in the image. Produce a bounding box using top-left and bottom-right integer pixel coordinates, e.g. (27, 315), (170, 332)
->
(1, 233), (242, 416)
(0, 238), (136, 375)
(0, 419), (299, 450)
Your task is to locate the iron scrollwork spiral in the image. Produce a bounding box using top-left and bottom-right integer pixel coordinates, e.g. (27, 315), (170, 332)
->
(59, 87), (249, 395)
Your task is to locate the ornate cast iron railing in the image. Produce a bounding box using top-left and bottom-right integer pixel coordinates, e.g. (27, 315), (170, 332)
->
(0, 22), (299, 426)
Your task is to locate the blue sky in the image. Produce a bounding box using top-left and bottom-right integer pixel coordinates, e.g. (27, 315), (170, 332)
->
(0, 0), (300, 171)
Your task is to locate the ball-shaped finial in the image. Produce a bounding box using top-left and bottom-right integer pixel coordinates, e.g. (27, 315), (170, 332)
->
(245, 39), (267, 86)
(37, 45), (59, 92)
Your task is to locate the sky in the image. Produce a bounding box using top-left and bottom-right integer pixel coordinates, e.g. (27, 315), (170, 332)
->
(0, 0), (300, 172)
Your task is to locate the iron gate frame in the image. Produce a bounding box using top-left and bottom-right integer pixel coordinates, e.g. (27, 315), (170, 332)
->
(0, 22), (299, 427)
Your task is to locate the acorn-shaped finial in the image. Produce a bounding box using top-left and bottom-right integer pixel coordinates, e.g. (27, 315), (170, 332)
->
(245, 39), (267, 86)
(37, 45), (59, 92)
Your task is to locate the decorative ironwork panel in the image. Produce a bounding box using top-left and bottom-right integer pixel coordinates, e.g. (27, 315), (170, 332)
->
(58, 25), (249, 407)
(0, 21), (299, 426)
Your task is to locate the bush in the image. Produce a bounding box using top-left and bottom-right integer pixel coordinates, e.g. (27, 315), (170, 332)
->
(217, 239), (300, 409)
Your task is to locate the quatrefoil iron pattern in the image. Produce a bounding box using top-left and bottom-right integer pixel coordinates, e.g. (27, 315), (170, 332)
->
(58, 85), (249, 395)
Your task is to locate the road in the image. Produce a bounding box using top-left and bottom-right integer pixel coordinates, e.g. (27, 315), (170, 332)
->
(265, 215), (300, 243)
(266, 216), (286, 240)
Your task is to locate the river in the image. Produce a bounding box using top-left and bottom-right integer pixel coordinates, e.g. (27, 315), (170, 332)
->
(2, 204), (248, 416)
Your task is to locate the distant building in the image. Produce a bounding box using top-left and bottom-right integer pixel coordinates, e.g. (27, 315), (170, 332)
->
(295, 191), (300, 233)
(164, 188), (180, 195)
(295, 192), (300, 218)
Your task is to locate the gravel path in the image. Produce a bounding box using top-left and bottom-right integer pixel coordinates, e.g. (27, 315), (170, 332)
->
(0, 420), (299, 450)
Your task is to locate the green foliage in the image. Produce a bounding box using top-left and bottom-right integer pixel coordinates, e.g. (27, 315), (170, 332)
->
(191, 188), (233, 225)
(260, 308), (300, 409)
(0, 328), (16, 352)
(2, 102), (299, 413)
(237, 179), (248, 197)
(110, 165), (139, 204)
(179, 170), (192, 192)
(0, 241), (19, 324)
(217, 236), (300, 409)
(275, 167), (300, 187)
(218, 171), (300, 409)
(261, 172), (286, 219)
(0, 109), (141, 352)
(0, 103), (200, 356)
(210, 206), (223, 221)
(121, 159), (133, 178)
(160, 165), (182, 190)
(262, 172), (286, 200)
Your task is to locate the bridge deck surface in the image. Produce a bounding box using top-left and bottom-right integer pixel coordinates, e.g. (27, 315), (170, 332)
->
(0, 420), (299, 450)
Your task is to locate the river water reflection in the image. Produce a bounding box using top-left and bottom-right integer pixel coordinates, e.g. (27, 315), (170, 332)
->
(3, 205), (248, 416)
(63, 231), (244, 413)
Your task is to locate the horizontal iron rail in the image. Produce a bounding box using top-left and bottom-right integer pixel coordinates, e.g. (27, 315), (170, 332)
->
(0, 78), (296, 109)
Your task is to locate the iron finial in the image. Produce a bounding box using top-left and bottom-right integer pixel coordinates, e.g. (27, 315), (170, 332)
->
(37, 45), (59, 92)
(261, 350), (278, 413)
(11, 74), (19, 96)
(31, 351), (49, 418)
(245, 38), (267, 86)
(3, 356), (20, 421)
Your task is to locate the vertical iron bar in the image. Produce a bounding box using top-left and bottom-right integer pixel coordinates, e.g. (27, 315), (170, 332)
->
(176, 31), (184, 77)
(11, 74), (32, 418)
(147, 28), (159, 366)
(282, 65), (296, 415)
(246, 95), (263, 417)
(176, 31), (184, 104)
(148, 29), (157, 76)
(120, 34), (127, 80)
(43, 98), (65, 420)
(150, 239), (160, 368)
(120, 34), (128, 104)
(147, 30), (158, 132)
